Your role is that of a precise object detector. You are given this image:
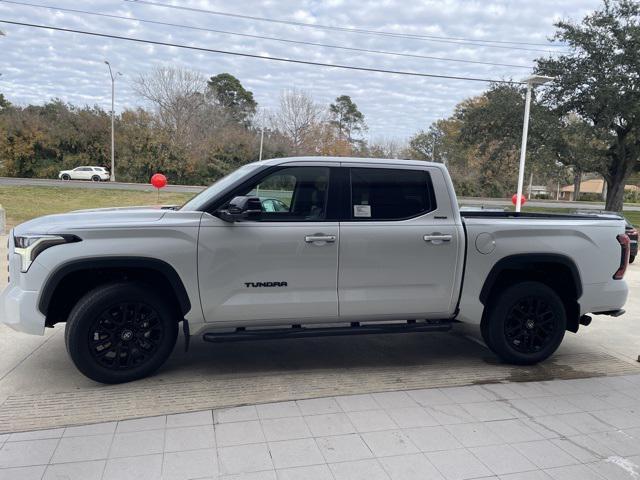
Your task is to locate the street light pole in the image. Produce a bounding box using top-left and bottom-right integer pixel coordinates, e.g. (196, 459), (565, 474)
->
(104, 61), (121, 182)
(515, 75), (554, 212)
(259, 126), (264, 161)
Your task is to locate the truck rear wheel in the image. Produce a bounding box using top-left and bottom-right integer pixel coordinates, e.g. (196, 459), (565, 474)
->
(484, 281), (566, 365)
(65, 282), (178, 384)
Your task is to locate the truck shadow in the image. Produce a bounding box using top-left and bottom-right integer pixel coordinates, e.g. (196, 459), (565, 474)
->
(160, 329), (636, 386)
(165, 331), (487, 374)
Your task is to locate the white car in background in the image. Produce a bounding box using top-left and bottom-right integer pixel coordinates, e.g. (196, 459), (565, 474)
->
(58, 166), (110, 182)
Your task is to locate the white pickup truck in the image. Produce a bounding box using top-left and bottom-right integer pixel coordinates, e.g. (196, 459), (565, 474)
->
(1, 157), (630, 383)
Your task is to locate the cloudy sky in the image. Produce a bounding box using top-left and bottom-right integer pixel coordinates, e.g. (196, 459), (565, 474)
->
(0, 0), (600, 140)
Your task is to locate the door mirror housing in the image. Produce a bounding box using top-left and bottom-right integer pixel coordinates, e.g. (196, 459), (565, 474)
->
(216, 196), (263, 222)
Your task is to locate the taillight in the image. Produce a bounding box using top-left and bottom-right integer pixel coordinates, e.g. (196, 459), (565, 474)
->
(613, 234), (630, 280)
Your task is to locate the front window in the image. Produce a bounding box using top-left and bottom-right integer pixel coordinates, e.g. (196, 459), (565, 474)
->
(240, 166), (330, 221)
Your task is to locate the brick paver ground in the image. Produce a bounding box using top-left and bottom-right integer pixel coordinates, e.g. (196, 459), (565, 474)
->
(1, 374), (640, 480)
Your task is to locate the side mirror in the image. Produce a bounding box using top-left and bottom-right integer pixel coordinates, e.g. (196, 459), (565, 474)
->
(216, 196), (262, 223)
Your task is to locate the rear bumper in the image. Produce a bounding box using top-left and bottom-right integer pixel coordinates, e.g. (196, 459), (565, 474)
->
(0, 284), (46, 335)
(580, 281), (629, 317)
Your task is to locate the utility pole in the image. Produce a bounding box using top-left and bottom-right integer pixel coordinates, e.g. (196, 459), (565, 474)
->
(104, 61), (122, 182)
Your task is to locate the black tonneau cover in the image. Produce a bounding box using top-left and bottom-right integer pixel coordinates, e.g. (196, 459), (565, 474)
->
(460, 211), (622, 220)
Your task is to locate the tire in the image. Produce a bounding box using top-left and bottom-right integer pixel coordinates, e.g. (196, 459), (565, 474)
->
(480, 315), (494, 351)
(483, 281), (566, 365)
(61, 174), (70, 181)
(65, 282), (179, 384)
(91, 175), (101, 182)
(630, 255), (635, 264)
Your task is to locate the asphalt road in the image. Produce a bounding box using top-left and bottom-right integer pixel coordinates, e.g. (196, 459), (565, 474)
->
(0, 177), (205, 193)
(2, 176), (640, 211)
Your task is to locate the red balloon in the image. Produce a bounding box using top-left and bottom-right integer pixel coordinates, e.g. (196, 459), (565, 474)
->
(151, 173), (167, 189)
(512, 193), (526, 206)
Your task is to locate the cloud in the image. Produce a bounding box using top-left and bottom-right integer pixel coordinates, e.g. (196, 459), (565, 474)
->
(0, 0), (601, 139)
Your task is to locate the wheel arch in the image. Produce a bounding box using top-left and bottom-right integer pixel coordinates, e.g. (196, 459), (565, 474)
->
(39, 257), (191, 326)
(480, 253), (582, 333)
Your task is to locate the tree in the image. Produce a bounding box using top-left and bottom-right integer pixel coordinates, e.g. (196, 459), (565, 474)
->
(365, 137), (406, 159)
(554, 115), (608, 201)
(134, 67), (207, 141)
(0, 93), (10, 111)
(329, 95), (366, 144)
(407, 84), (567, 198)
(271, 89), (324, 154)
(207, 73), (257, 125)
(407, 127), (445, 163)
(456, 85), (558, 197)
(536, 0), (640, 211)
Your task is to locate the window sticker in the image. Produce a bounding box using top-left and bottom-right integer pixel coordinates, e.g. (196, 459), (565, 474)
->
(354, 205), (372, 218)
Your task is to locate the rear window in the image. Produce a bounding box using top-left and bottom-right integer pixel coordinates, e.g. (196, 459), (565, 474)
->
(350, 168), (435, 220)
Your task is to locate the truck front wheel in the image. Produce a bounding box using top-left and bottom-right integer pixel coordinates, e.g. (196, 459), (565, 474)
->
(483, 281), (566, 365)
(65, 282), (178, 383)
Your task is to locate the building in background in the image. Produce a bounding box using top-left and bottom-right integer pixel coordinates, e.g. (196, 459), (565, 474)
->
(560, 177), (639, 201)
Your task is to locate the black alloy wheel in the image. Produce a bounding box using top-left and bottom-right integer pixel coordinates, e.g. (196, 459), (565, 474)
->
(89, 302), (164, 370)
(65, 282), (178, 383)
(483, 281), (566, 365)
(504, 296), (556, 354)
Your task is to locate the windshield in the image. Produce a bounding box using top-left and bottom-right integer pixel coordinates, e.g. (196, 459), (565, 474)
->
(180, 163), (262, 211)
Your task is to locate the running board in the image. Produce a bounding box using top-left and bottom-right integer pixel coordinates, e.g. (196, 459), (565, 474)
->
(202, 320), (453, 343)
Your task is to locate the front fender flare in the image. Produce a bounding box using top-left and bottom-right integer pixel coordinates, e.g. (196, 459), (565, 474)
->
(38, 256), (191, 316)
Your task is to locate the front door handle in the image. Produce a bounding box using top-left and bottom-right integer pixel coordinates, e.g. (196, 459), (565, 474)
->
(424, 234), (452, 244)
(305, 235), (336, 244)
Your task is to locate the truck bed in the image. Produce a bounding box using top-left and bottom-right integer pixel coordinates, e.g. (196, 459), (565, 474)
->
(456, 209), (627, 327)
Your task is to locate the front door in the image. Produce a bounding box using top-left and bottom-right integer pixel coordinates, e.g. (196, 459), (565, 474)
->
(338, 165), (462, 320)
(198, 165), (339, 324)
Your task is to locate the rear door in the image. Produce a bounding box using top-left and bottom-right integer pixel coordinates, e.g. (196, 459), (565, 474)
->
(338, 164), (463, 320)
(198, 164), (340, 324)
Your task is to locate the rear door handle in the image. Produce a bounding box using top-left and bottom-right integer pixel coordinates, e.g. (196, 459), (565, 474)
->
(424, 234), (452, 243)
(305, 235), (336, 243)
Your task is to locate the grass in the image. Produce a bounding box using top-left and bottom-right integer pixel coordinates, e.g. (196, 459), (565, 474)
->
(0, 186), (195, 229)
(625, 211), (640, 225)
(1, 185), (639, 230)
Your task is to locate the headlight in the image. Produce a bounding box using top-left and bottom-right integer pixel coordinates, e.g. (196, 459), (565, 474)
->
(14, 234), (80, 272)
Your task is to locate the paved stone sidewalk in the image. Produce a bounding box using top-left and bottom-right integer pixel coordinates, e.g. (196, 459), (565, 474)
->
(1, 375), (640, 480)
